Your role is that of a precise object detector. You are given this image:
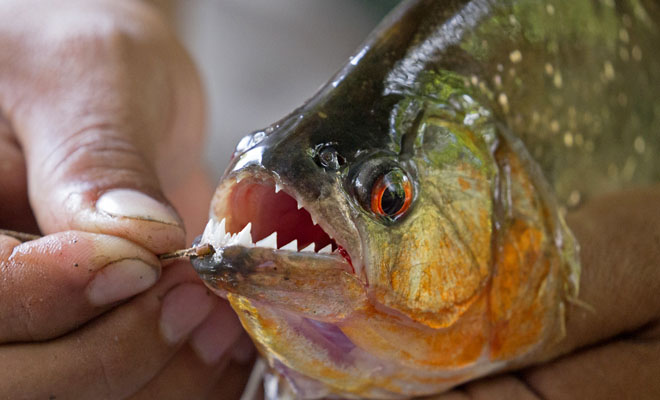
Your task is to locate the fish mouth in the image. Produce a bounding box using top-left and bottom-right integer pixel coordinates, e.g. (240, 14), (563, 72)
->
(194, 169), (357, 284)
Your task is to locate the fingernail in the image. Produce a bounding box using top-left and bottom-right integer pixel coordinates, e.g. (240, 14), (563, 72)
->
(160, 283), (217, 345)
(190, 302), (243, 365)
(96, 189), (181, 226)
(87, 259), (159, 306)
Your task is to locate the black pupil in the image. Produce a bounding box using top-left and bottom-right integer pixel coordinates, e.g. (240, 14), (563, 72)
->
(380, 173), (405, 216)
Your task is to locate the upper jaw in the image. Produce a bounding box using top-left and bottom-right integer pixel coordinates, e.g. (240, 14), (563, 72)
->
(195, 167), (365, 285)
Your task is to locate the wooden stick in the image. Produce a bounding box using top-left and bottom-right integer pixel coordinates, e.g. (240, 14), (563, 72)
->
(240, 358), (267, 400)
(158, 243), (215, 260)
(0, 229), (41, 242)
(0, 229), (214, 260)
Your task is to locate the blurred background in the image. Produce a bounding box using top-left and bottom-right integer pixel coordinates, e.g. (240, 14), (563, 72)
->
(154, 0), (400, 181)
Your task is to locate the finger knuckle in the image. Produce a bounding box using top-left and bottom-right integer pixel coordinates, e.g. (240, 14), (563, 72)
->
(42, 126), (155, 188)
(52, 2), (171, 57)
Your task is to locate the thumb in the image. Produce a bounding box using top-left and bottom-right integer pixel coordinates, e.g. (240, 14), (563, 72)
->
(0, 4), (202, 254)
(25, 129), (186, 255)
(15, 107), (187, 255)
(10, 85), (187, 255)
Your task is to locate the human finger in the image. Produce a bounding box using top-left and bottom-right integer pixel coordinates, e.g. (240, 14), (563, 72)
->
(436, 326), (660, 400)
(0, 230), (160, 343)
(131, 301), (241, 400)
(205, 359), (256, 400)
(0, 261), (218, 399)
(547, 186), (660, 358)
(0, 0), (205, 253)
(434, 376), (542, 400)
(129, 303), (244, 400)
(521, 327), (660, 399)
(129, 346), (231, 400)
(231, 332), (257, 365)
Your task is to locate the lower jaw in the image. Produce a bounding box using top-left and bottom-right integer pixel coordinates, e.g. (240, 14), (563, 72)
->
(229, 295), (475, 398)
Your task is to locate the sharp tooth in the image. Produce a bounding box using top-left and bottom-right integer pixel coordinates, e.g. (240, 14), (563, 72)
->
(310, 215), (318, 226)
(218, 218), (231, 245)
(218, 218), (226, 237)
(317, 244), (332, 254)
(274, 183), (282, 193)
(255, 232), (278, 249)
(202, 219), (217, 247)
(280, 239), (298, 251)
(236, 175), (243, 183)
(236, 223), (253, 247)
(296, 200), (303, 210)
(300, 243), (315, 253)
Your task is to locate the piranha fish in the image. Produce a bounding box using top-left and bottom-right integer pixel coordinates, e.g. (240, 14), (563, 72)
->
(192, 0), (660, 398)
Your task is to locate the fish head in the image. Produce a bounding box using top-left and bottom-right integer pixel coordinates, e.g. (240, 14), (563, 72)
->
(192, 59), (499, 326)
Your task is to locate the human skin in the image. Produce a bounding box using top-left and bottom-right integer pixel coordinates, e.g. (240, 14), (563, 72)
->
(0, 0), (251, 398)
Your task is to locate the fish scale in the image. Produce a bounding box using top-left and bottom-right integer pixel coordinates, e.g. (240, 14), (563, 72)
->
(192, 0), (660, 398)
(457, 0), (660, 208)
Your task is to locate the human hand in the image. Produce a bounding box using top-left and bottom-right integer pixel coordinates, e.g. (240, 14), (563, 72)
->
(434, 187), (660, 400)
(0, 0), (248, 398)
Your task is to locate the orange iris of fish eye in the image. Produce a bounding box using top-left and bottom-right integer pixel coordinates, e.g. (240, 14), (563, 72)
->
(370, 170), (413, 219)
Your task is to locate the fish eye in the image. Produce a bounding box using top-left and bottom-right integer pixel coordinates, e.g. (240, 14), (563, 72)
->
(315, 144), (345, 171)
(370, 168), (413, 219)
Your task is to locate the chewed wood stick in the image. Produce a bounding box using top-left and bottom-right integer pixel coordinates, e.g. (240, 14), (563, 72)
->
(0, 229), (41, 243)
(157, 243), (215, 260)
(0, 229), (214, 260)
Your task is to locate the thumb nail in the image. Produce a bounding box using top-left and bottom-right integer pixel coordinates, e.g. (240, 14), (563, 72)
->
(87, 258), (160, 306)
(96, 189), (181, 226)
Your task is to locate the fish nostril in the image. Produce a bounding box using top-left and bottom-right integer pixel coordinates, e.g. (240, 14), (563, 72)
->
(314, 144), (345, 171)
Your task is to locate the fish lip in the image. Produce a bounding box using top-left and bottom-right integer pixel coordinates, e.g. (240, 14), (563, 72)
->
(204, 167), (363, 279)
